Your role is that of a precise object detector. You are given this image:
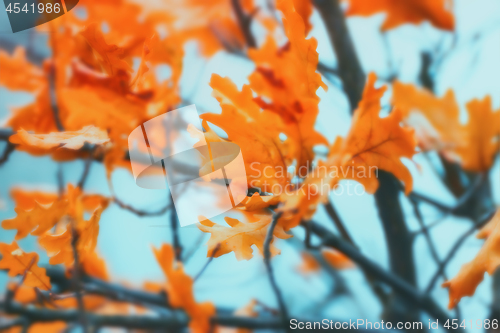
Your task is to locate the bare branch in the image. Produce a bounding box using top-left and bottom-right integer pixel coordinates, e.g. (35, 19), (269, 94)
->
(424, 210), (496, 294)
(263, 213), (289, 330)
(313, 0), (365, 112)
(169, 194), (183, 261)
(308, 220), (451, 323)
(194, 243), (221, 281)
(324, 200), (354, 245)
(112, 197), (171, 217)
(231, 0), (257, 48)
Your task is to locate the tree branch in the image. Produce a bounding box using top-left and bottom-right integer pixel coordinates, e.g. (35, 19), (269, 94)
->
(308, 220), (451, 323)
(263, 213), (289, 330)
(313, 0), (365, 112)
(231, 0), (257, 48)
(424, 210), (496, 294)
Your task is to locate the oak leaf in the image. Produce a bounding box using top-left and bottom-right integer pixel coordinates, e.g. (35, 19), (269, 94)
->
(2, 186), (108, 240)
(153, 244), (215, 333)
(201, 74), (290, 192)
(198, 216), (291, 260)
(9, 126), (110, 158)
(0, 47), (45, 93)
(239, 192), (281, 212)
(0, 242), (51, 290)
(455, 97), (500, 172)
(443, 210), (500, 309)
(80, 23), (133, 76)
(248, 0), (328, 171)
(38, 205), (103, 267)
(337, 73), (416, 194)
(345, 0), (455, 31)
(392, 82), (462, 153)
(278, 73), (416, 230)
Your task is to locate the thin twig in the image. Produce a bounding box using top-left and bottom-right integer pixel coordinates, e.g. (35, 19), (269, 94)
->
(70, 226), (89, 332)
(263, 213), (289, 331)
(410, 197), (446, 279)
(169, 194), (182, 261)
(77, 149), (94, 189)
(194, 244), (221, 281)
(231, 0), (257, 48)
(424, 210), (496, 294)
(324, 200), (355, 245)
(0, 142), (15, 166)
(308, 220), (450, 323)
(112, 197), (171, 217)
(409, 174), (485, 216)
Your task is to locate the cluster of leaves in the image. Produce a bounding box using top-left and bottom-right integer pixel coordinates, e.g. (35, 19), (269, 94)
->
(0, 0), (499, 331)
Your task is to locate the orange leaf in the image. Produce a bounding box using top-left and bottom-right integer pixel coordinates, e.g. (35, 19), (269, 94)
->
(10, 126), (110, 157)
(322, 249), (355, 270)
(455, 97), (500, 172)
(198, 216), (291, 260)
(2, 198), (69, 240)
(0, 47), (45, 92)
(392, 82), (462, 153)
(239, 192), (281, 212)
(248, 0), (327, 171)
(81, 252), (109, 280)
(80, 23), (133, 76)
(443, 210), (500, 309)
(28, 321), (66, 333)
(2, 186), (107, 240)
(338, 73), (416, 194)
(201, 74), (290, 192)
(0, 242), (51, 290)
(297, 252), (321, 274)
(345, 0), (455, 31)
(39, 205), (103, 267)
(153, 244), (215, 333)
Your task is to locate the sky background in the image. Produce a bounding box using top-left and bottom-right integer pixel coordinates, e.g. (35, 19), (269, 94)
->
(0, 0), (500, 330)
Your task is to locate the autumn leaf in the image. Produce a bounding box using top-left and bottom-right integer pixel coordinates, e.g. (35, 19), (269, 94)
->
(80, 23), (133, 76)
(248, 0), (328, 171)
(201, 74), (291, 192)
(2, 198), (69, 240)
(198, 216), (291, 260)
(297, 252), (321, 274)
(278, 73), (416, 230)
(153, 244), (215, 333)
(0, 242), (51, 290)
(2, 186), (108, 240)
(0, 47), (45, 93)
(322, 249), (355, 270)
(443, 210), (500, 309)
(337, 73), (417, 194)
(455, 96), (500, 172)
(298, 249), (354, 274)
(292, 0), (313, 35)
(218, 299), (258, 333)
(392, 81), (462, 153)
(239, 192), (281, 212)
(10, 126), (110, 157)
(345, 0), (455, 31)
(39, 205), (103, 267)
(81, 252), (109, 281)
